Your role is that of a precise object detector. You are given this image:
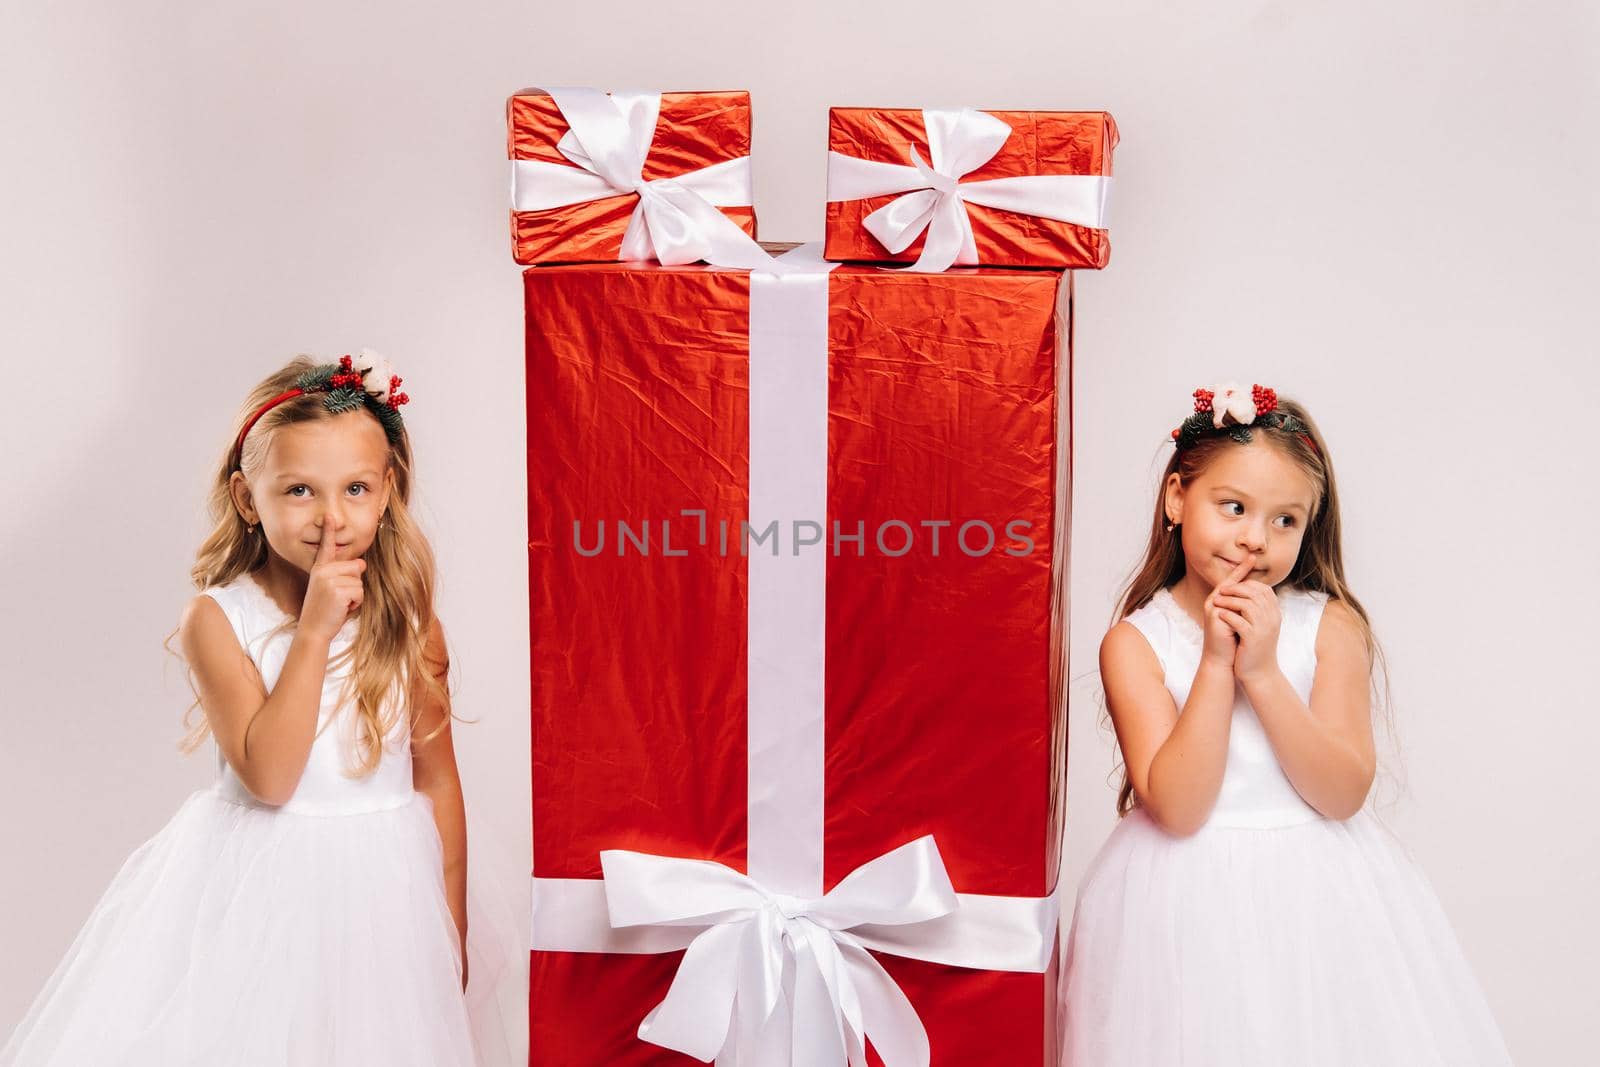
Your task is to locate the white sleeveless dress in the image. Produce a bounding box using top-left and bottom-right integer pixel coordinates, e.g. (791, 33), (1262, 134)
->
(1059, 585), (1515, 1066)
(1, 571), (519, 1067)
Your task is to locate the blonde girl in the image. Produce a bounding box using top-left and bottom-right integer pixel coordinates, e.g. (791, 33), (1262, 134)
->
(2, 353), (516, 1066)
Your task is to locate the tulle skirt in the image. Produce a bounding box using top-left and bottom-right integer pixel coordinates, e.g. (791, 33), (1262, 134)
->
(1059, 806), (1514, 1066)
(1, 788), (523, 1067)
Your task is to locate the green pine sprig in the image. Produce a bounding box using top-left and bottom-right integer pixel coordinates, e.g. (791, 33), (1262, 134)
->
(323, 388), (366, 415)
(293, 360), (406, 443)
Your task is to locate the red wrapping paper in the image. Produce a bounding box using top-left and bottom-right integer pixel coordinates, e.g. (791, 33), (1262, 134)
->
(526, 258), (1072, 1065)
(825, 107), (1117, 270)
(507, 89), (758, 265)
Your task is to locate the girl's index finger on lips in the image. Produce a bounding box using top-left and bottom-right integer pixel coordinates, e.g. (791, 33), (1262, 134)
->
(317, 520), (340, 564)
(1231, 553), (1256, 582)
(1219, 552), (1256, 593)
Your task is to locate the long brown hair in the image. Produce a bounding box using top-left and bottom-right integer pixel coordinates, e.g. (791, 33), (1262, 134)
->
(164, 356), (459, 777)
(1105, 397), (1396, 817)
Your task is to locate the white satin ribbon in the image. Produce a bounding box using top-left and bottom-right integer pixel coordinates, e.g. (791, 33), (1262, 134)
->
(511, 86), (782, 270)
(533, 872), (1058, 972)
(530, 244), (1058, 1065)
(825, 108), (1112, 273)
(746, 242), (834, 893)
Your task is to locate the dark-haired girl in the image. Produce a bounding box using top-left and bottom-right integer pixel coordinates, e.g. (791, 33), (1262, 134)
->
(1059, 383), (1513, 1066)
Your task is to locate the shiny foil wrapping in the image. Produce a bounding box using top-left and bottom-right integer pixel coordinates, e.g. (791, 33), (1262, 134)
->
(825, 107), (1118, 269)
(507, 89), (758, 265)
(526, 259), (1072, 1065)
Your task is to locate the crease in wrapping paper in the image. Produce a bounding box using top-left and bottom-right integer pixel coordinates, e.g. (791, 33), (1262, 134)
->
(526, 260), (1072, 1065)
(507, 89), (758, 265)
(825, 107), (1118, 270)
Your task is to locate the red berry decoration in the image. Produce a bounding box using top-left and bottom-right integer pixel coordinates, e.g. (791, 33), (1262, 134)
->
(1251, 384), (1278, 417)
(1192, 388), (1215, 414)
(1171, 427), (1180, 440)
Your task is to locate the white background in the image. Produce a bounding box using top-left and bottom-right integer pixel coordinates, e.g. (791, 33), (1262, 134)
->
(3, 2), (1596, 1061)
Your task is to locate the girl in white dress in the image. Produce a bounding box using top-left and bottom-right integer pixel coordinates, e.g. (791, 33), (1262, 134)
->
(2, 352), (518, 1066)
(1059, 383), (1515, 1065)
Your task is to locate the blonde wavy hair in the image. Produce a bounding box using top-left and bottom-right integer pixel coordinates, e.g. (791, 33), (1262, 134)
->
(1102, 396), (1400, 818)
(164, 356), (459, 777)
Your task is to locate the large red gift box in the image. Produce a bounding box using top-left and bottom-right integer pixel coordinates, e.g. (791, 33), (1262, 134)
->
(825, 107), (1117, 271)
(526, 250), (1072, 1065)
(508, 88), (758, 265)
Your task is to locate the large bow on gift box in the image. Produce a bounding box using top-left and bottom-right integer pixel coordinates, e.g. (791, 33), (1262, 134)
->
(511, 86), (783, 270)
(537, 829), (1058, 1067)
(602, 836), (955, 1067)
(826, 108), (1112, 273)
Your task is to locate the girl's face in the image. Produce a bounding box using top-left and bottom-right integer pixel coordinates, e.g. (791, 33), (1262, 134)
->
(1165, 438), (1318, 591)
(231, 415), (395, 573)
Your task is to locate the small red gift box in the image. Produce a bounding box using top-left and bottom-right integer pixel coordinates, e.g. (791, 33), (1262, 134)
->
(508, 88), (758, 265)
(526, 247), (1072, 1065)
(825, 106), (1117, 271)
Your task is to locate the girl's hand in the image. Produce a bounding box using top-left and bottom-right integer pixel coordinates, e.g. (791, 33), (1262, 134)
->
(1201, 554), (1255, 669)
(300, 516), (366, 642)
(1212, 567), (1282, 682)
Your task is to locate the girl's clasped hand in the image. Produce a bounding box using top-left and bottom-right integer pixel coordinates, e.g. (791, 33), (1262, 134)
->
(1203, 551), (1283, 682)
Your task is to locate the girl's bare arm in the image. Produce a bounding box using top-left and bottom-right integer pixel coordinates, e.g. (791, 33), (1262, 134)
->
(1101, 622), (1236, 836)
(411, 615), (468, 988)
(1239, 599), (1377, 819)
(178, 596), (331, 806)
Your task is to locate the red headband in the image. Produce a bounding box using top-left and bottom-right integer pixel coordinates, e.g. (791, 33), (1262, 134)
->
(233, 352), (409, 467)
(234, 388), (306, 463)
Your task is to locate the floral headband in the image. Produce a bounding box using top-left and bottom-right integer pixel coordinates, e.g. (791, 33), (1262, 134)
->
(233, 349), (410, 468)
(1170, 382), (1319, 456)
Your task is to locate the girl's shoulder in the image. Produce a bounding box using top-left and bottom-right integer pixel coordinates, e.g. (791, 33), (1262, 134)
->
(1276, 583), (1333, 628)
(1125, 586), (1197, 646)
(197, 570), (248, 607)
(189, 571), (292, 659)
(193, 572), (249, 631)
(1300, 591), (1367, 659)
(1102, 586), (1193, 680)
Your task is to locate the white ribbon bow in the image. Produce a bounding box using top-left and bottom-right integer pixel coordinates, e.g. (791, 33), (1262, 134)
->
(511, 86), (785, 271)
(826, 108), (1112, 273)
(601, 836), (957, 1067)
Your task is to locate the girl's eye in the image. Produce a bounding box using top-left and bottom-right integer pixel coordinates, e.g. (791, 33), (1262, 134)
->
(287, 486), (308, 497)
(1273, 515), (1296, 529)
(348, 483), (368, 496)
(1220, 501), (1244, 516)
